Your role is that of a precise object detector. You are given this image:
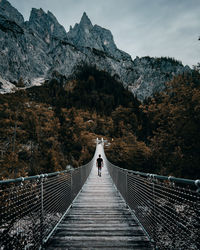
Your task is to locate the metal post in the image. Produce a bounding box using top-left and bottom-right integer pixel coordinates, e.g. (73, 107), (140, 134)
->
(152, 175), (156, 249)
(125, 172), (128, 202)
(70, 170), (73, 202)
(40, 175), (44, 248)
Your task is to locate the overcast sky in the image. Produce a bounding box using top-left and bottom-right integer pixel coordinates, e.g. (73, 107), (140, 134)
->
(9, 0), (199, 67)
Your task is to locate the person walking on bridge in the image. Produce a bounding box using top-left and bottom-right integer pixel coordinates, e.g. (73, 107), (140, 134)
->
(96, 154), (103, 177)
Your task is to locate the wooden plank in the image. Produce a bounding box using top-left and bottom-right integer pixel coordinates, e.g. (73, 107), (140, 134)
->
(47, 238), (151, 248)
(47, 248), (151, 250)
(54, 229), (145, 236)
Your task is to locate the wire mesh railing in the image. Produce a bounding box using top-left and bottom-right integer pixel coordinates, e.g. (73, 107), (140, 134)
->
(106, 160), (200, 249)
(0, 161), (93, 250)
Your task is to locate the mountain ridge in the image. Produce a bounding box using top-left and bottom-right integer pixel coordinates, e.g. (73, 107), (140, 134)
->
(0, 0), (191, 99)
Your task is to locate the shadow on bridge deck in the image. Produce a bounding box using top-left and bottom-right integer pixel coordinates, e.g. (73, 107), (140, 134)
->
(46, 143), (152, 249)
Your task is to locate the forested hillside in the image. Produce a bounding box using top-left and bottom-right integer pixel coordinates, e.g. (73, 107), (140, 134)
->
(140, 71), (200, 178)
(0, 67), (199, 180)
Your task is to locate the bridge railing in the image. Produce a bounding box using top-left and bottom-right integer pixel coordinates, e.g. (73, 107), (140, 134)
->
(107, 160), (200, 249)
(0, 161), (93, 249)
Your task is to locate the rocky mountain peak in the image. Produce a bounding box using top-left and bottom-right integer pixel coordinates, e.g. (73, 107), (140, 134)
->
(28, 7), (67, 41)
(0, 0), (24, 25)
(67, 12), (131, 60)
(29, 8), (45, 20)
(80, 12), (93, 29)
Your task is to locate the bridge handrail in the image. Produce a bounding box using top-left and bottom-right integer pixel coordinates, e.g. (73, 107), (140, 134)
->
(0, 158), (94, 249)
(106, 158), (200, 249)
(0, 170), (69, 184)
(107, 161), (200, 187)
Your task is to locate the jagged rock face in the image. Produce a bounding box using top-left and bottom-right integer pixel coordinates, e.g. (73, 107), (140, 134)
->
(67, 12), (131, 61)
(28, 8), (67, 42)
(0, 1), (58, 83)
(0, 0), (24, 25)
(0, 0), (191, 100)
(0, 17), (51, 83)
(129, 56), (191, 100)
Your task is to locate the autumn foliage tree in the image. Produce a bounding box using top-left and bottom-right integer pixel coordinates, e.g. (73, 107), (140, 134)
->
(141, 72), (200, 178)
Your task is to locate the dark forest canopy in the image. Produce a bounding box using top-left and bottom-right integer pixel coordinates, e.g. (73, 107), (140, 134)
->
(0, 66), (200, 180)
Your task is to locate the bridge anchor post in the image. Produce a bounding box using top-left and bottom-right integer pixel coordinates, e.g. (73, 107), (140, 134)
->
(40, 175), (44, 248)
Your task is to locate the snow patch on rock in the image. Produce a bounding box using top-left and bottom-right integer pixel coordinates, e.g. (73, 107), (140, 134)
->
(104, 40), (109, 46)
(0, 76), (17, 94)
(31, 77), (45, 86)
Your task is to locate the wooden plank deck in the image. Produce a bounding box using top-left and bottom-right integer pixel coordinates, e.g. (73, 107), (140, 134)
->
(46, 145), (152, 249)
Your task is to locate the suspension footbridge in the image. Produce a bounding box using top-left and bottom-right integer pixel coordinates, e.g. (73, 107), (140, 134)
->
(0, 139), (199, 249)
(47, 143), (151, 249)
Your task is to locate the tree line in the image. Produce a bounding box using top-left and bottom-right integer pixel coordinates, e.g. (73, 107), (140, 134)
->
(0, 66), (199, 180)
